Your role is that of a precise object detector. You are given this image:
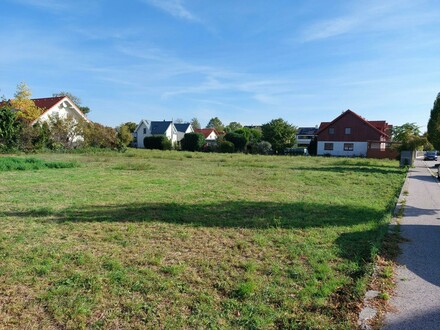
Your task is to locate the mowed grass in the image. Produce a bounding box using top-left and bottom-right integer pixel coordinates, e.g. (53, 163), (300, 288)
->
(0, 150), (406, 329)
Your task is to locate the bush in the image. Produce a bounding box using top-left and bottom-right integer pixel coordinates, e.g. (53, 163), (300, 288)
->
(218, 140), (235, 153)
(224, 132), (248, 152)
(143, 136), (172, 150)
(83, 122), (119, 149)
(181, 132), (206, 151)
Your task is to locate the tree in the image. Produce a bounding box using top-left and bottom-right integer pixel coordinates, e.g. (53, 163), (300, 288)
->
(224, 132), (247, 152)
(218, 140), (235, 153)
(427, 93), (440, 150)
(261, 118), (297, 154)
(181, 132), (206, 151)
(83, 122), (119, 149)
(392, 123), (426, 151)
(52, 91), (91, 115)
(10, 82), (43, 123)
(225, 121), (242, 132)
(116, 124), (134, 147)
(206, 117), (224, 132)
(0, 106), (21, 150)
(191, 117), (201, 129)
(123, 122), (137, 133)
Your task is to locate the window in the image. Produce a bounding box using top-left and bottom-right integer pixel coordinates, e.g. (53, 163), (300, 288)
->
(324, 143), (334, 150)
(328, 127), (335, 135)
(345, 127), (351, 135)
(143, 128), (147, 134)
(344, 143), (354, 151)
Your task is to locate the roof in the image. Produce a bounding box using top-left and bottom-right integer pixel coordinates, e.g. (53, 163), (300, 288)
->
(32, 96), (65, 110)
(174, 123), (191, 133)
(297, 127), (318, 135)
(151, 121), (173, 134)
(316, 110), (389, 138)
(194, 128), (219, 139)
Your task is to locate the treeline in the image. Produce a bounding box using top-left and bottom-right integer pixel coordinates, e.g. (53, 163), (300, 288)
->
(143, 118), (298, 155)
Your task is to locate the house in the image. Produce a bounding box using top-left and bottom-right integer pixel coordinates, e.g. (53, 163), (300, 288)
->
(194, 128), (220, 146)
(316, 110), (392, 157)
(174, 123), (194, 142)
(296, 127), (318, 147)
(134, 120), (178, 148)
(30, 96), (90, 126)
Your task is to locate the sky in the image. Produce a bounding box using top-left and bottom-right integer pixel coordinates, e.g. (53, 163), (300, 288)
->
(1, 0), (439, 131)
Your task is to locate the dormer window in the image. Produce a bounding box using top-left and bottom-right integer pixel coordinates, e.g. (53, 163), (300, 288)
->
(328, 127), (335, 135)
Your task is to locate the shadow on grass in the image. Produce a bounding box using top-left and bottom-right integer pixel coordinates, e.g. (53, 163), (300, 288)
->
(4, 201), (388, 229)
(292, 165), (404, 175)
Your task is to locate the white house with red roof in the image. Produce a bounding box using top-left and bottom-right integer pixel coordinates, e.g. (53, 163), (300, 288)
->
(31, 96), (90, 126)
(194, 128), (220, 145)
(316, 110), (392, 157)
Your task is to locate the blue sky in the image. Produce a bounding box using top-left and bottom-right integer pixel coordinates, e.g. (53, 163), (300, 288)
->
(1, 0), (439, 131)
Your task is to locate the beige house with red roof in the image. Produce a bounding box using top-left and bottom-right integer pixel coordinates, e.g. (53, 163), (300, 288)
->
(316, 110), (392, 157)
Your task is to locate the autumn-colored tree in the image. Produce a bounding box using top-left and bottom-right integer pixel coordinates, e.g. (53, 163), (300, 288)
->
(10, 82), (43, 123)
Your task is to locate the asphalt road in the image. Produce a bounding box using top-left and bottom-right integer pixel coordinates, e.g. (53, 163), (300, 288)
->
(382, 159), (440, 329)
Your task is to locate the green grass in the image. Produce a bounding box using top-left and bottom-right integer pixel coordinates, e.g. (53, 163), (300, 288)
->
(0, 149), (406, 329)
(0, 156), (78, 171)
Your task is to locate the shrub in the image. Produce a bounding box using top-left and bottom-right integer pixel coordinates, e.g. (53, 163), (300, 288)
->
(83, 122), (119, 149)
(249, 141), (272, 155)
(143, 136), (172, 150)
(181, 132), (206, 151)
(224, 132), (247, 152)
(218, 140), (235, 153)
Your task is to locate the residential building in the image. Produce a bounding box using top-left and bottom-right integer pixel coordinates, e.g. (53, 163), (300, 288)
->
(316, 110), (392, 157)
(296, 127), (318, 147)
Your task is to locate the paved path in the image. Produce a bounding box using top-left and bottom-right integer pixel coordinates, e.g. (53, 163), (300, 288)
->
(382, 159), (440, 329)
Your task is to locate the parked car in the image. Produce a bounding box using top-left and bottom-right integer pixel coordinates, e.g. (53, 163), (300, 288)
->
(424, 151), (438, 161)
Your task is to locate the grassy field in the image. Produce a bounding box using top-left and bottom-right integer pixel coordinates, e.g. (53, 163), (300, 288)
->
(0, 150), (406, 329)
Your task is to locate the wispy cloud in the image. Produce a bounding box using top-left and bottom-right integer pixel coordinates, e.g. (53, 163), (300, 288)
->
(11, 0), (70, 11)
(142, 0), (199, 22)
(300, 0), (429, 42)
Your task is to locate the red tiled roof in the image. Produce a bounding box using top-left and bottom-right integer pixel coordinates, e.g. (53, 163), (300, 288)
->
(32, 96), (65, 110)
(194, 128), (219, 139)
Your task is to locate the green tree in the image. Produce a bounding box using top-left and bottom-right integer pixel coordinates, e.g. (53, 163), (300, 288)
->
(392, 123), (426, 151)
(225, 121), (242, 132)
(218, 140), (235, 153)
(52, 91), (91, 115)
(181, 132), (206, 151)
(206, 117), (224, 132)
(123, 122), (137, 133)
(191, 117), (201, 129)
(427, 92), (440, 150)
(116, 124), (134, 147)
(0, 106), (21, 150)
(224, 132), (247, 152)
(261, 118), (297, 154)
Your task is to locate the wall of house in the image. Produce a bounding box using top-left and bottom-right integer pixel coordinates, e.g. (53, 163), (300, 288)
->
(165, 126), (178, 144)
(135, 122), (151, 148)
(317, 141), (368, 156)
(318, 112), (384, 142)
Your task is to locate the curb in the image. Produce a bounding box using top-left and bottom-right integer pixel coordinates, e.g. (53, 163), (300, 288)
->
(357, 165), (411, 329)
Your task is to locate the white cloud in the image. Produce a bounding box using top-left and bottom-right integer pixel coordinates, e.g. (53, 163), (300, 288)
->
(142, 0), (199, 22)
